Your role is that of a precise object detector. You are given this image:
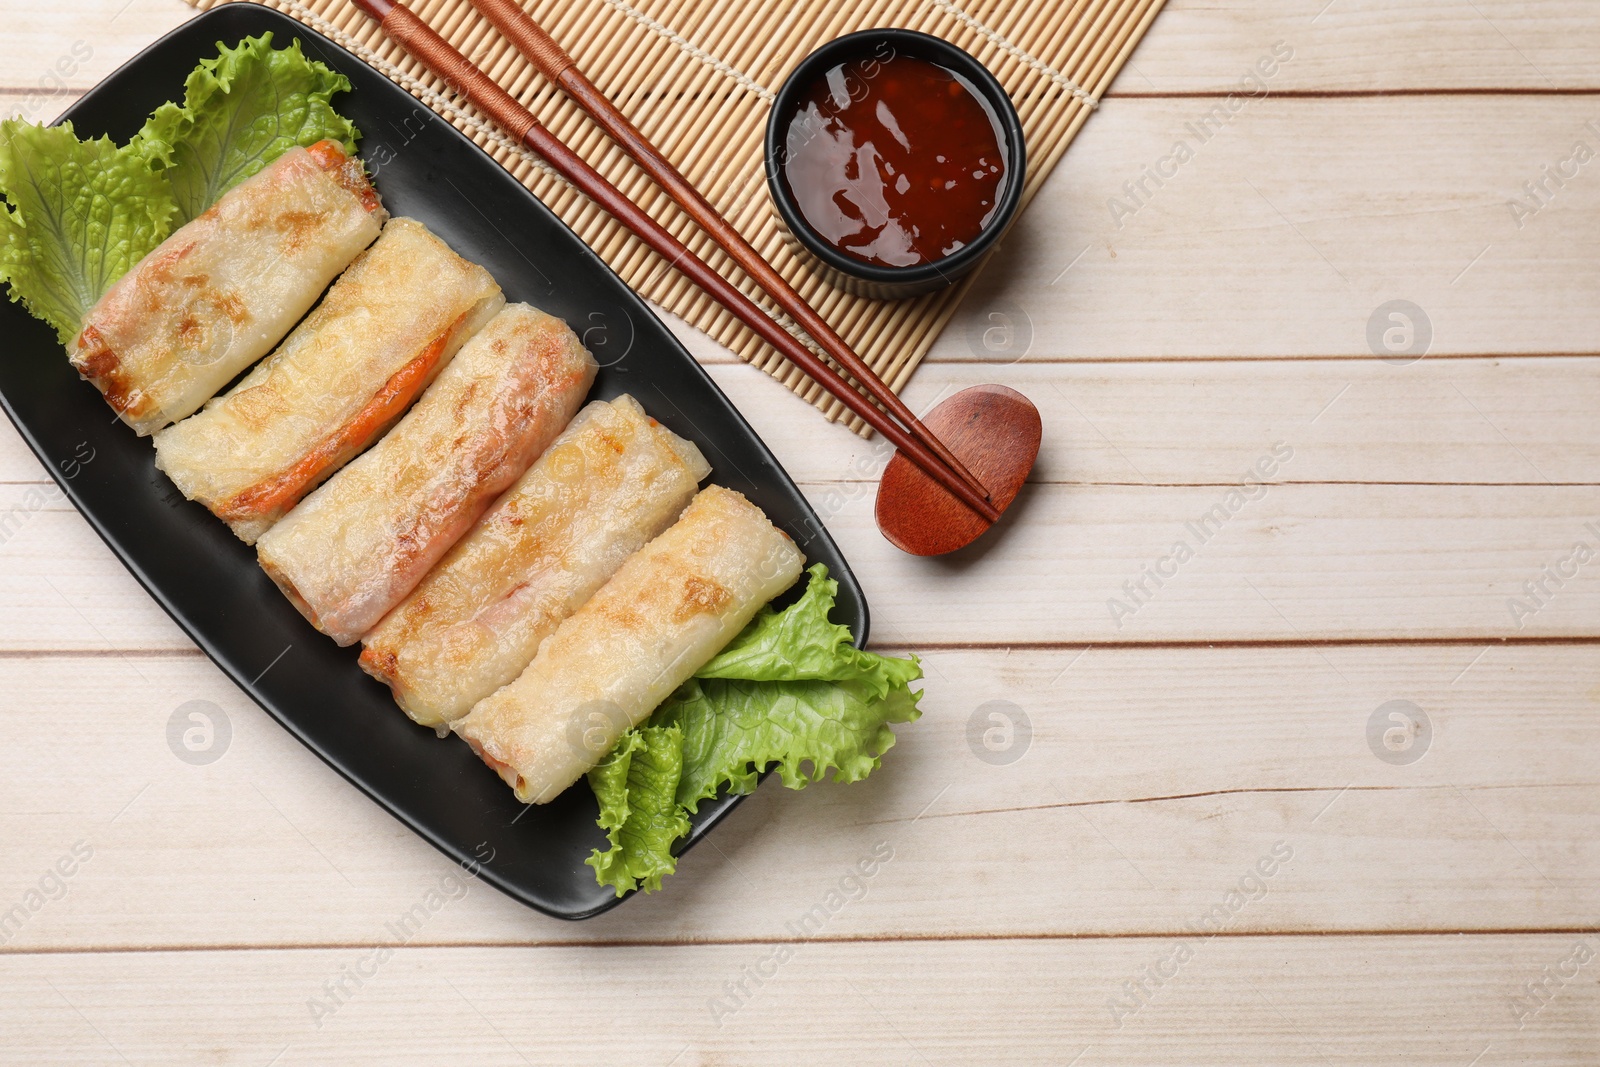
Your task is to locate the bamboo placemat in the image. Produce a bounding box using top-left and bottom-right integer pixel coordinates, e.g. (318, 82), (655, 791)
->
(189, 0), (1165, 433)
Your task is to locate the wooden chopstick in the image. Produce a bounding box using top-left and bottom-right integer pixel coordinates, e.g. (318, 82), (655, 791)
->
(465, 0), (992, 507)
(346, 0), (1001, 524)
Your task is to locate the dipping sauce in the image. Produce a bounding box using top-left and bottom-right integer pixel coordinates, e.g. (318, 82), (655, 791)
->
(780, 52), (1008, 269)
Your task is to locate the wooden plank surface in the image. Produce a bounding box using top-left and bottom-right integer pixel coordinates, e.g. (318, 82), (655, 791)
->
(0, 4), (190, 105)
(936, 94), (1600, 362)
(4, 479), (1597, 648)
(0, 645), (1595, 950)
(1130, 0), (1600, 93)
(1, 936), (1594, 1066)
(6, 354), (1600, 489)
(8, 0), (1600, 96)
(4, 1), (1599, 1064)
(711, 357), (1600, 487)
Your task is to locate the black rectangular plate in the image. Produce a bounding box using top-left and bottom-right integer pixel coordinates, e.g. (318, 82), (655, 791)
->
(0, 5), (866, 920)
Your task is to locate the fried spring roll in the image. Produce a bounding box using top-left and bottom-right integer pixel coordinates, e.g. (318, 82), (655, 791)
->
(73, 141), (387, 435)
(360, 394), (710, 729)
(153, 217), (503, 542)
(453, 486), (804, 804)
(256, 303), (597, 645)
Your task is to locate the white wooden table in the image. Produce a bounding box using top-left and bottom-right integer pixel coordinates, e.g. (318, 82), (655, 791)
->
(3, 2), (1598, 1063)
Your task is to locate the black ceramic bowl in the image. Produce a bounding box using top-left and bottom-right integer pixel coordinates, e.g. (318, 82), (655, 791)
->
(764, 28), (1026, 301)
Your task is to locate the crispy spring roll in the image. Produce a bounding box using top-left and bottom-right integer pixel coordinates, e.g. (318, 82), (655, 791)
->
(453, 486), (804, 804)
(360, 394), (711, 729)
(153, 217), (503, 542)
(73, 141), (387, 435)
(257, 303), (597, 645)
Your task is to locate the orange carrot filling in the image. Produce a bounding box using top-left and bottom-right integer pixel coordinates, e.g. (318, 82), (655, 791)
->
(305, 139), (383, 215)
(215, 313), (467, 524)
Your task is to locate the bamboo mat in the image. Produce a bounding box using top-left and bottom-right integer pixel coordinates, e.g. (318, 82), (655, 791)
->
(189, 0), (1165, 433)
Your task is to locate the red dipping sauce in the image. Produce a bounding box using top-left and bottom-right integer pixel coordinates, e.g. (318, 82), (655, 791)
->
(781, 53), (1008, 269)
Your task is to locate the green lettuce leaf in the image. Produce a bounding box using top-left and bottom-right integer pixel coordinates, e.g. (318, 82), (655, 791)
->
(136, 33), (358, 221)
(658, 673), (922, 812)
(0, 34), (363, 349)
(586, 565), (922, 896)
(697, 565), (920, 701)
(0, 120), (176, 344)
(585, 724), (691, 896)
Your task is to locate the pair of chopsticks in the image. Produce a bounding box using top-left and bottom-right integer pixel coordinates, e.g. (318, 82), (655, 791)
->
(349, 0), (1000, 524)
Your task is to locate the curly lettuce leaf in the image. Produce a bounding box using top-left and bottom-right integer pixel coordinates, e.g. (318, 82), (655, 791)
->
(658, 673), (921, 813)
(698, 565), (920, 702)
(0, 120), (175, 344)
(0, 34), (363, 348)
(586, 565), (921, 896)
(585, 724), (691, 896)
(136, 33), (358, 221)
